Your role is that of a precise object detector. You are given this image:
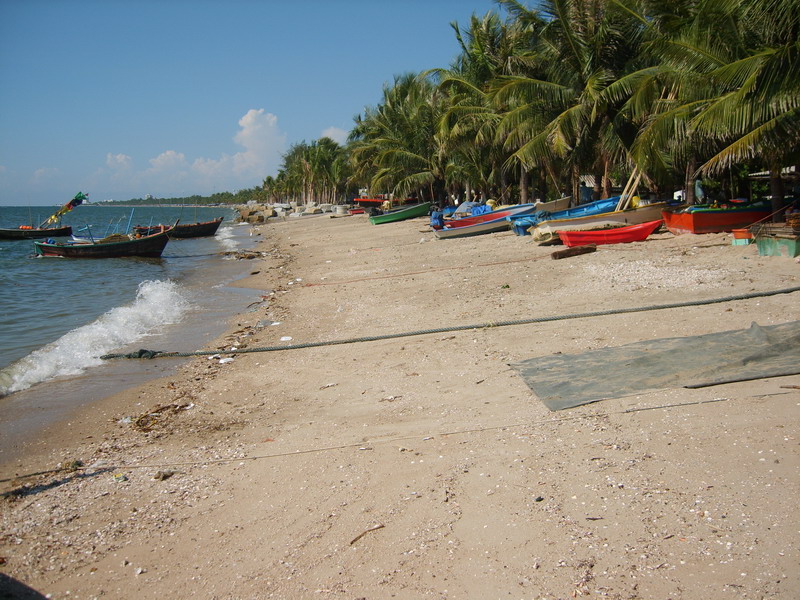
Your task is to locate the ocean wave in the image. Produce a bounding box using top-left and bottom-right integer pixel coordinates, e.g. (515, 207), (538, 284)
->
(215, 225), (240, 253)
(0, 279), (190, 396)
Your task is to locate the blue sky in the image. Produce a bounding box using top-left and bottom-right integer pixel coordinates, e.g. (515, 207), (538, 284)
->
(0, 0), (508, 205)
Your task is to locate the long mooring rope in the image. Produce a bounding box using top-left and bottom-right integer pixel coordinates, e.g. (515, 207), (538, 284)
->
(101, 285), (800, 360)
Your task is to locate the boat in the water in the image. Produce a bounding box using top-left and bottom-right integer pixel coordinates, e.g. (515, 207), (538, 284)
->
(661, 201), (772, 234)
(0, 224), (73, 240)
(433, 204), (537, 239)
(0, 192), (87, 240)
(557, 220), (663, 247)
(369, 202), (432, 225)
(133, 216), (224, 238)
(33, 227), (172, 258)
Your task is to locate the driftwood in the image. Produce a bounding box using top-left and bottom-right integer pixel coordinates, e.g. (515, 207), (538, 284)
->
(349, 523), (385, 545)
(551, 245), (597, 260)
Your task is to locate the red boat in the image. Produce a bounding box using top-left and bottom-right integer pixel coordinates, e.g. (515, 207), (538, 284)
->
(557, 220), (663, 247)
(661, 202), (771, 234)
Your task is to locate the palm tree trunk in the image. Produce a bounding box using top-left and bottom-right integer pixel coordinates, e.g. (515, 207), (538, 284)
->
(520, 169), (529, 204)
(685, 159), (697, 204)
(571, 165), (580, 208)
(602, 157), (612, 199)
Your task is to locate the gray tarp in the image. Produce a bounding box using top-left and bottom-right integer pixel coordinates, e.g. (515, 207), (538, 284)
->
(511, 321), (800, 411)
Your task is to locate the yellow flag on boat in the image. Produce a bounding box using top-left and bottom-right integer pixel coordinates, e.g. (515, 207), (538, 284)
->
(41, 192), (88, 226)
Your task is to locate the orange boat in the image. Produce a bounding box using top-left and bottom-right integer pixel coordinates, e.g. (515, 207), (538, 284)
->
(661, 202), (771, 234)
(557, 220), (663, 247)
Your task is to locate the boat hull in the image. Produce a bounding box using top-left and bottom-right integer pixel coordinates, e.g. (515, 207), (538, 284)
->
(434, 216), (518, 239)
(662, 204), (771, 234)
(436, 204), (537, 232)
(531, 202), (668, 243)
(558, 220), (663, 247)
(133, 217), (224, 238)
(33, 230), (171, 258)
(369, 202), (431, 225)
(0, 225), (72, 240)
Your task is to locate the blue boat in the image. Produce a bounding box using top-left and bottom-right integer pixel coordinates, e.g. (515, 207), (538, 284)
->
(507, 197), (621, 236)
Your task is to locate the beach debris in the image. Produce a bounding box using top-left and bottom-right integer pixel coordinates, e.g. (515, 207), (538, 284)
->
(551, 245), (597, 260)
(349, 523), (385, 545)
(219, 357), (234, 364)
(320, 383), (338, 390)
(58, 460), (83, 472)
(131, 402), (194, 431)
(380, 395), (401, 402)
(280, 336), (293, 342)
(113, 474), (128, 483)
(208, 354), (221, 360)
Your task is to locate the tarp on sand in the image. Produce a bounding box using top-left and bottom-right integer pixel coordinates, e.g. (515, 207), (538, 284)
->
(512, 321), (800, 411)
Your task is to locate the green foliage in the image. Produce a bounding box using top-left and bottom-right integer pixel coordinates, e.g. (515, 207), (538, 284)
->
(151, 1), (798, 207)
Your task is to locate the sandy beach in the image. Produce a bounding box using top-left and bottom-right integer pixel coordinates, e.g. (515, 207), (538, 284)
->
(1, 211), (798, 599)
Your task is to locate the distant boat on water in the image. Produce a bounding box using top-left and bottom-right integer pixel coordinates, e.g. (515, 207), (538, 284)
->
(133, 216), (224, 238)
(0, 192), (86, 240)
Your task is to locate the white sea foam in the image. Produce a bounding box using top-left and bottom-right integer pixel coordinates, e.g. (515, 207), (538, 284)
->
(216, 226), (239, 253)
(0, 279), (190, 396)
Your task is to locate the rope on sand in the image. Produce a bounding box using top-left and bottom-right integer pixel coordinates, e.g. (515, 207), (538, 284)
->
(100, 285), (800, 360)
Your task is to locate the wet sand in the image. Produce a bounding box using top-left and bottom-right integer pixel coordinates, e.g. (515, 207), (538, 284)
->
(1, 212), (798, 599)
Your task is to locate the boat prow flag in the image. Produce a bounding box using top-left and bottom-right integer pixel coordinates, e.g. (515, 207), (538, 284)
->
(41, 192), (88, 226)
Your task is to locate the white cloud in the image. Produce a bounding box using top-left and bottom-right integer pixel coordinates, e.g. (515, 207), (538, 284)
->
(148, 150), (188, 172)
(321, 126), (348, 145)
(230, 109), (286, 175)
(85, 109), (287, 199)
(32, 167), (60, 183)
(106, 153), (132, 169)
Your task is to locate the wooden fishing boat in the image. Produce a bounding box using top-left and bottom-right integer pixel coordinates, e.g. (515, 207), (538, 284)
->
(33, 228), (171, 258)
(533, 196), (572, 213)
(434, 205), (538, 239)
(0, 225), (72, 240)
(369, 202), (432, 225)
(557, 220), (663, 247)
(133, 216), (224, 238)
(0, 191), (87, 239)
(508, 197), (621, 236)
(661, 201), (772, 234)
(434, 204), (537, 231)
(529, 201), (668, 244)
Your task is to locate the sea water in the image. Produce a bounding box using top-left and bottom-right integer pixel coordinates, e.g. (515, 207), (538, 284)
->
(0, 204), (264, 460)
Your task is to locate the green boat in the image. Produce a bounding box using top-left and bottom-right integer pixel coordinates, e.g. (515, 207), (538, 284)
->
(369, 202), (431, 225)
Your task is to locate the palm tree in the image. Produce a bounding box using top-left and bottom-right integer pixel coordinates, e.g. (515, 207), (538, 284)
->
(436, 9), (537, 203)
(613, 0), (799, 212)
(490, 0), (645, 204)
(349, 73), (451, 204)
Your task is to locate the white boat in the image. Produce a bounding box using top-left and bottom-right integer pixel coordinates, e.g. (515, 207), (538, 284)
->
(533, 196), (572, 212)
(530, 202), (669, 244)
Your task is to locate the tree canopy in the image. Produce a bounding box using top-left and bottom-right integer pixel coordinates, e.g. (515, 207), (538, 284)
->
(263, 0), (797, 211)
